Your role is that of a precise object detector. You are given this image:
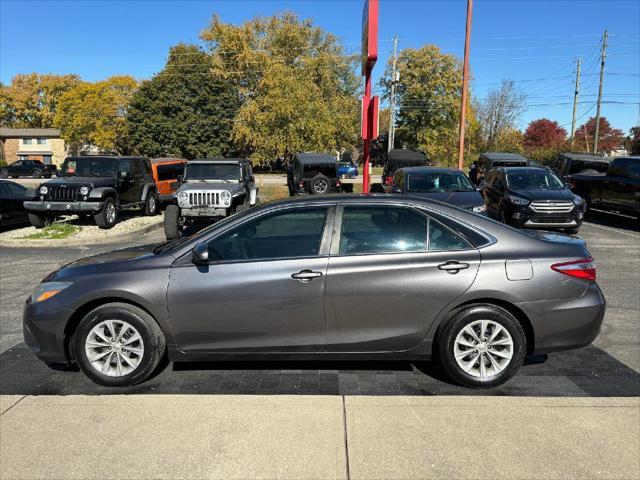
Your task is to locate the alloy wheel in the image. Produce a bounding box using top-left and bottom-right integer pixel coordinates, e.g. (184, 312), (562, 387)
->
(84, 320), (144, 377)
(314, 179), (329, 194)
(106, 203), (117, 223)
(453, 320), (514, 379)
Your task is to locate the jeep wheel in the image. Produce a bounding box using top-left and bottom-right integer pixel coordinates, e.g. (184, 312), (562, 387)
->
(310, 174), (330, 194)
(94, 198), (118, 229)
(28, 213), (52, 229)
(31, 169), (42, 179)
(144, 192), (158, 216)
(164, 205), (181, 240)
(0, 169), (7, 179)
(44, 171), (53, 178)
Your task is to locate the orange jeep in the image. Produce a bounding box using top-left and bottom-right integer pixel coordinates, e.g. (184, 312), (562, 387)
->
(151, 158), (187, 204)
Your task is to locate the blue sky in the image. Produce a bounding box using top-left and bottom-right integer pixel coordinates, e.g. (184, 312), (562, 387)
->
(1, 0), (639, 133)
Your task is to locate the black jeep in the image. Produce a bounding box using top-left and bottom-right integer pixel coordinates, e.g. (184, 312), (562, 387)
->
(24, 156), (158, 229)
(289, 153), (342, 195)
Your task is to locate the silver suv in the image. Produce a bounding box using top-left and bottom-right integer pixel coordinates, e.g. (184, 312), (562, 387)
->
(164, 158), (258, 239)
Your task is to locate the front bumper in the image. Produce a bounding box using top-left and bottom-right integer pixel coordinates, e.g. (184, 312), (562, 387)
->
(23, 296), (75, 363)
(181, 206), (229, 217)
(510, 205), (584, 229)
(24, 200), (103, 214)
(518, 282), (606, 354)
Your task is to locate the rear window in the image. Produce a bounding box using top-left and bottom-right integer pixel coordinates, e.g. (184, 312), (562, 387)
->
(569, 161), (608, 174)
(156, 163), (185, 181)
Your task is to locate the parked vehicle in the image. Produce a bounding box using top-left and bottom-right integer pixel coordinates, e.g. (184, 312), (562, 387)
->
(381, 149), (430, 191)
(0, 180), (31, 229)
(164, 158), (258, 240)
(476, 152), (529, 185)
(338, 161), (358, 178)
(391, 167), (486, 214)
(549, 153), (609, 182)
(24, 195), (605, 389)
(150, 158), (187, 204)
(24, 156), (158, 229)
(290, 153), (342, 195)
(568, 156), (639, 220)
(482, 167), (585, 233)
(0, 159), (57, 179)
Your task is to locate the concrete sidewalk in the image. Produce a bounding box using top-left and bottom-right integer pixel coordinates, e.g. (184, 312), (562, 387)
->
(1, 395), (638, 480)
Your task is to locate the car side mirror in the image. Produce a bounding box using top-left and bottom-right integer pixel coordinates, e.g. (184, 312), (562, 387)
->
(192, 242), (209, 265)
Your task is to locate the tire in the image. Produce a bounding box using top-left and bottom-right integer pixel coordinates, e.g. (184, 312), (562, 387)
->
(73, 302), (166, 387)
(144, 191), (158, 216)
(44, 171), (52, 178)
(236, 203), (250, 213)
(164, 205), (180, 240)
(94, 197), (118, 229)
(31, 169), (42, 179)
(310, 174), (330, 194)
(0, 169), (7, 179)
(28, 212), (52, 228)
(437, 304), (526, 388)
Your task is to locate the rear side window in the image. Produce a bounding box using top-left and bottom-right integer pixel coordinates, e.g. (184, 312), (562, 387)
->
(156, 163), (185, 181)
(428, 219), (471, 251)
(569, 160), (608, 174)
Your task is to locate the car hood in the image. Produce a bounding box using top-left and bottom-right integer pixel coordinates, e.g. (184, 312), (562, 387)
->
(40, 176), (115, 188)
(509, 188), (574, 201)
(179, 182), (244, 194)
(406, 191), (484, 208)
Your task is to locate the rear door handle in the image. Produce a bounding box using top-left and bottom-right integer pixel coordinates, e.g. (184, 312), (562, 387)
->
(438, 261), (470, 273)
(291, 270), (323, 282)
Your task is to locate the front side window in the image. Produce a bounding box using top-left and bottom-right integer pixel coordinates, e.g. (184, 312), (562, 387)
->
(339, 206), (428, 255)
(207, 207), (328, 262)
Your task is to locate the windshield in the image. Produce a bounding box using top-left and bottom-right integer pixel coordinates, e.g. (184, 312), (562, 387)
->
(184, 163), (240, 181)
(506, 171), (565, 190)
(60, 157), (116, 177)
(407, 172), (475, 193)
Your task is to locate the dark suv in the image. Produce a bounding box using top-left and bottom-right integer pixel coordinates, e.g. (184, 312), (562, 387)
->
(482, 167), (585, 233)
(477, 152), (529, 185)
(550, 152), (609, 182)
(0, 159), (57, 179)
(24, 156), (158, 229)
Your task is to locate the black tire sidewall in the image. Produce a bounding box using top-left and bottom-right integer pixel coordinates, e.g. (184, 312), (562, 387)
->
(437, 305), (526, 388)
(0, 169), (7, 179)
(32, 170), (42, 178)
(74, 304), (165, 387)
(145, 192), (157, 216)
(164, 205), (180, 239)
(94, 198), (117, 229)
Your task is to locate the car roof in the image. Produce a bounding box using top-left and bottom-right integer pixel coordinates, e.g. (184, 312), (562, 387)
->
(150, 157), (187, 164)
(187, 158), (250, 164)
(480, 152), (529, 162)
(387, 149), (429, 162)
(558, 152), (609, 162)
(495, 166), (550, 173)
(294, 153), (337, 164)
(398, 166), (461, 174)
(65, 156), (148, 161)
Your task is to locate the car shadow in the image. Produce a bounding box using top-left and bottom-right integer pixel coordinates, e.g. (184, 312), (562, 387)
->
(1, 343), (638, 397)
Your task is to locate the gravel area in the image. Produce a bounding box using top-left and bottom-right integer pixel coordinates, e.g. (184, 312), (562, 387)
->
(0, 213), (163, 241)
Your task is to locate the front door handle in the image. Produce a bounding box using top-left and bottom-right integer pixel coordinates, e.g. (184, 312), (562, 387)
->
(438, 261), (470, 273)
(291, 270), (323, 282)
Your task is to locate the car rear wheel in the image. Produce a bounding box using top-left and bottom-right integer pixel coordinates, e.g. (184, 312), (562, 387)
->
(44, 171), (52, 178)
(27, 212), (52, 229)
(94, 198), (118, 229)
(164, 204), (180, 239)
(0, 169), (7, 179)
(437, 304), (526, 388)
(310, 174), (330, 194)
(31, 169), (42, 179)
(74, 303), (166, 387)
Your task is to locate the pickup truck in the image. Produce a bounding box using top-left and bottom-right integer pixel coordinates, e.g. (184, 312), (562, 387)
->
(568, 156), (639, 220)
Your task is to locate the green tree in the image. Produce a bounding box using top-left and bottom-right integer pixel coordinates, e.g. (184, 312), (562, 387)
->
(380, 45), (475, 167)
(477, 80), (526, 152)
(627, 126), (640, 155)
(0, 73), (81, 127)
(127, 44), (239, 159)
(200, 12), (359, 165)
(55, 76), (138, 154)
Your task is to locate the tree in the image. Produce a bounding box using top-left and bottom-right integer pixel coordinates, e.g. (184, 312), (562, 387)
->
(55, 76), (138, 154)
(200, 12), (359, 165)
(127, 44), (239, 159)
(523, 118), (567, 148)
(477, 80), (526, 151)
(628, 126), (640, 155)
(574, 117), (624, 153)
(0, 73), (81, 128)
(380, 45), (476, 166)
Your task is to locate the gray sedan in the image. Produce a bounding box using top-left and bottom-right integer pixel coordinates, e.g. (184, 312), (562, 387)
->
(23, 195), (605, 388)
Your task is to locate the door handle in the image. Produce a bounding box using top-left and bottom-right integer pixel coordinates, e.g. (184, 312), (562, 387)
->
(438, 261), (469, 273)
(291, 270), (323, 282)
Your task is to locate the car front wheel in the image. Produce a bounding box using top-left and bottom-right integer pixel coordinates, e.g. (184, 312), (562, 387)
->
(31, 169), (42, 179)
(94, 198), (118, 229)
(0, 169), (7, 179)
(437, 304), (526, 388)
(74, 303), (166, 387)
(164, 205), (180, 239)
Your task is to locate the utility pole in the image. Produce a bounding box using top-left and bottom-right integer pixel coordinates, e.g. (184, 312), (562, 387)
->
(570, 58), (581, 147)
(593, 30), (608, 153)
(388, 34), (399, 153)
(457, 0), (473, 171)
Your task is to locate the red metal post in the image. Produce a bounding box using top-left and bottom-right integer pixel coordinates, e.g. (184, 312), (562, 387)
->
(457, 0), (473, 171)
(363, 73), (372, 193)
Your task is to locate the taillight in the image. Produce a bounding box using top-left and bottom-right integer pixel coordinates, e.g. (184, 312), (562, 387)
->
(551, 258), (596, 281)
(383, 176), (391, 185)
(299, 181), (304, 188)
(336, 180), (341, 186)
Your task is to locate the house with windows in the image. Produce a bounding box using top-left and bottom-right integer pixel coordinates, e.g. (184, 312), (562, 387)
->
(0, 128), (68, 166)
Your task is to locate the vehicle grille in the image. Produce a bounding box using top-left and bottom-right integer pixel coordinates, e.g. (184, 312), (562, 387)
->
(46, 185), (81, 202)
(188, 191), (222, 207)
(529, 201), (574, 213)
(529, 215), (574, 224)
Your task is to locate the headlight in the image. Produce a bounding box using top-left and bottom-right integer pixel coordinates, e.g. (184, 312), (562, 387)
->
(39, 186), (48, 195)
(220, 190), (231, 201)
(509, 195), (530, 206)
(178, 191), (189, 201)
(472, 204), (487, 213)
(31, 281), (72, 303)
(79, 186), (90, 196)
(572, 194), (584, 205)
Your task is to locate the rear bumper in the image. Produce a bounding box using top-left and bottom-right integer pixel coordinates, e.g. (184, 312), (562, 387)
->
(24, 200), (103, 214)
(517, 282), (606, 354)
(23, 297), (74, 364)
